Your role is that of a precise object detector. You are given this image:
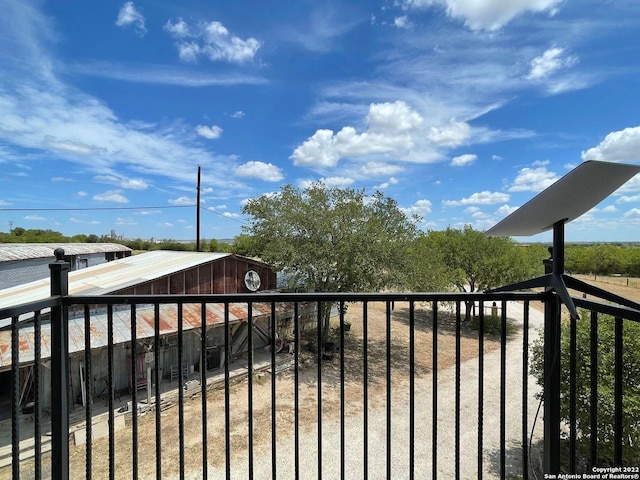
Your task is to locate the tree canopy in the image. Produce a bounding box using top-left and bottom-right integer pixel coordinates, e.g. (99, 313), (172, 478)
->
(242, 183), (420, 293)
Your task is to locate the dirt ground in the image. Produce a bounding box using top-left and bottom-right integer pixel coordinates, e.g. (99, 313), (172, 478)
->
(59, 301), (500, 479)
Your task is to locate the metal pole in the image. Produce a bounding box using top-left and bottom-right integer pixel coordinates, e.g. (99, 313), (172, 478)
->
(543, 237), (562, 474)
(196, 165), (201, 252)
(50, 248), (70, 480)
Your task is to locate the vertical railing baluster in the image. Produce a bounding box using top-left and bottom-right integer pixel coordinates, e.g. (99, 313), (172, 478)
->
(589, 310), (598, 467)
(409, 301), (415, 480)
(154, 303), (161, 480)
(386, 300), (392, 480)
(455, 301), (461, 480)
(131, 304), (138, 480)
(432, 301), (438, 479)
(200, 302), (208, 479)
(248, 302), (254, 480)
(84, 305), (93, 479)
(478, 301), (484, 480)
(224, 303), (231, 480)
(177, 303), (185, 480)
(522, 301), (529, 480)
(34, 310), (42, 480)
(108, 305), (115, 480)
(569, 310), (577, 473)
(316, 301), (323, 480)
(614, 316), (623, 464)
(11, 315), (20, 480)
(293, 302), (299, 480)
(363, 301), (369, 480)
(340, 301), (346, 480)
(50, 250), (69, 480)
(271, 302), (277, 480)
(500, 300), (507, 479)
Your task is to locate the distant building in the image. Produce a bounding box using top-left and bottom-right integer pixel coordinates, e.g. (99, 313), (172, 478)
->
(0, 250), (308, 413)
(0, 243), (132, 290)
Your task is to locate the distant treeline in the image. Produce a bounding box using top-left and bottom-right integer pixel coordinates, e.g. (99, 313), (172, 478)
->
(565, 244), (640, 276)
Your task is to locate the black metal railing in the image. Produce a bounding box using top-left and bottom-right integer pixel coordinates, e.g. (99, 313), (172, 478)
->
(1, 259), (640, 479)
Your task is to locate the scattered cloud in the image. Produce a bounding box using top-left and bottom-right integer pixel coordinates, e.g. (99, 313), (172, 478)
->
(450, 153), (477, 167)
(291, 101), (424, 167)
(116, 2), (146, 37)
(360, 162), (404, 176)
(93, 190), (129, 203)
(94, 175), (148, 190)
(508, 166), (559, 192)
(427, 120), (471, 148)
(23, 215), (46, 221)
(403, 199), (432, 217)
(231, 111), (245, 119)
(169, 196), (196, 206)
(582, 126), (640, 163)
(196, 125), (223, 139)
(526, 47), (578, 81)
(0, 200), (11, 206)
(394, 16), (410, 29)
(616, 194), (640, 204)
(402, 0), (562, 31)
(52, 177), (74, 182)
(235, 161), (284, 182)
(601, 205), (618, 213)
(623, 208), (640, 219)
(164, 18), (260, 63)
(374, 177), (399, 189)
(443, 191), (510, 207)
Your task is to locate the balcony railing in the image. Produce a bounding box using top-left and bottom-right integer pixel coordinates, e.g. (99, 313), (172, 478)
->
(1, 258), (639, 479)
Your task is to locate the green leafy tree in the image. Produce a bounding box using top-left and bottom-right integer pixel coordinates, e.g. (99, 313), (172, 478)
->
(422, 226), (546, 317)
(531, 312), (640, 465)
(242, 183), (419, 343)
(232, 234), (259, 256)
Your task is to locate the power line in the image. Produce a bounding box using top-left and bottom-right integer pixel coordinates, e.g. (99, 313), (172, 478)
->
(0, 205), (195, 212)
(199, 206), (248, 225)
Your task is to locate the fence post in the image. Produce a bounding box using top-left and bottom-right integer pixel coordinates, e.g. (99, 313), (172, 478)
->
(50, 248), (70, 480)
(543, 246), (562, 474)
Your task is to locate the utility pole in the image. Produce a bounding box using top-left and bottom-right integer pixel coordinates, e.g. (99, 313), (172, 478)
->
(9, 221), (13, 233)
(196, 165), (201, 252)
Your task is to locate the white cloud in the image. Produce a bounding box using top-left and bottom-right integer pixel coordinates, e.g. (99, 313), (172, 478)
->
(450, 153), (477, 167)
(403, 199), (432, 217)
(601, 205), (618, 213)
(492, 155), (503, 161)
(169, 196), (196, 206)
(23, 215), (46, 221)
(196, 125), (223, 139)
(427, 120), (471, 148)
(116, 2), (146, 37)
(394, 16), (410, 29)
(374, 177), (399, 189)
(526, 47), (578, 81)
(443, 191), (510, 207)
(164, 19), (260, 64)
(617, 194), (640, 204)
(320, 176), (355, 187)
(624, 208), (640, 219)
(360, 162), (404, 176)
(508, 166), (559, 192)
(582, 126), (640, 163)
(291, 101), (424, 167)
(94, 174), (148, 190)
(52, 176), (74, 182)
(231, 111), (245, 119)
(94, 190), (129, 203)
(235, 161), (284, 182)
(496, 204), (519, 216)
(0, 199), (11, 206)
(402, 0), (562, 31)
(77, 191), (87, 198)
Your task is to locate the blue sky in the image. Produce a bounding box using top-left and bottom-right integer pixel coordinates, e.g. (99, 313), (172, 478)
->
(2, 0), (640, 243)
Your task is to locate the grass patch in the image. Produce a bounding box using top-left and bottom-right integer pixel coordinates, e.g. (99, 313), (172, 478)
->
(469, 315), (516, 336)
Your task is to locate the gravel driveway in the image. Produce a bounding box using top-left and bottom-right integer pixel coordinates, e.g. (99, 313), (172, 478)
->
(203, 301), (545, 479)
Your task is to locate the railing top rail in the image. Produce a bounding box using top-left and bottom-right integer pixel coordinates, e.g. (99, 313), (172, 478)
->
(0, 296), (62, 321)
(62, 290), (545, 306)
(574, 296), (640, 322)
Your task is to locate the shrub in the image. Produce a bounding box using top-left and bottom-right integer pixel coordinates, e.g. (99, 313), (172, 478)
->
(530, 311), (640, 465)
(469, 314), (516, 336)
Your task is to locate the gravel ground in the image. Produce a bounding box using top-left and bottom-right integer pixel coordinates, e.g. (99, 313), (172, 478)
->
(203, 301), (546, 480)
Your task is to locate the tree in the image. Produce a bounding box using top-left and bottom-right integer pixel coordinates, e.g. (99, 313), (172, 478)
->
(531, 312), (640, 465)
(420, 226), (546, 317)
(242, 183), (419, 343)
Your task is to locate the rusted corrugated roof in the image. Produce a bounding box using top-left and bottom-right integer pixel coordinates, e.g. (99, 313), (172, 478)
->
(0, 250), (232, 310)
(0, 243), (132, 262)
(0, 301), (290, 368)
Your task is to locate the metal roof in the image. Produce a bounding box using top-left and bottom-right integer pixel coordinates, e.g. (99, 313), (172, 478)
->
(0, 250), (231, 313)
(0, 301), (291, 368)
(487, 161), (640, 237)
(0, 243), (132, 262)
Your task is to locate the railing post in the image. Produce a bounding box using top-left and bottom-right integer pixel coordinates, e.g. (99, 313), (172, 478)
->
(50, 248), (70, 480)
(543, 248), (561, 474)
